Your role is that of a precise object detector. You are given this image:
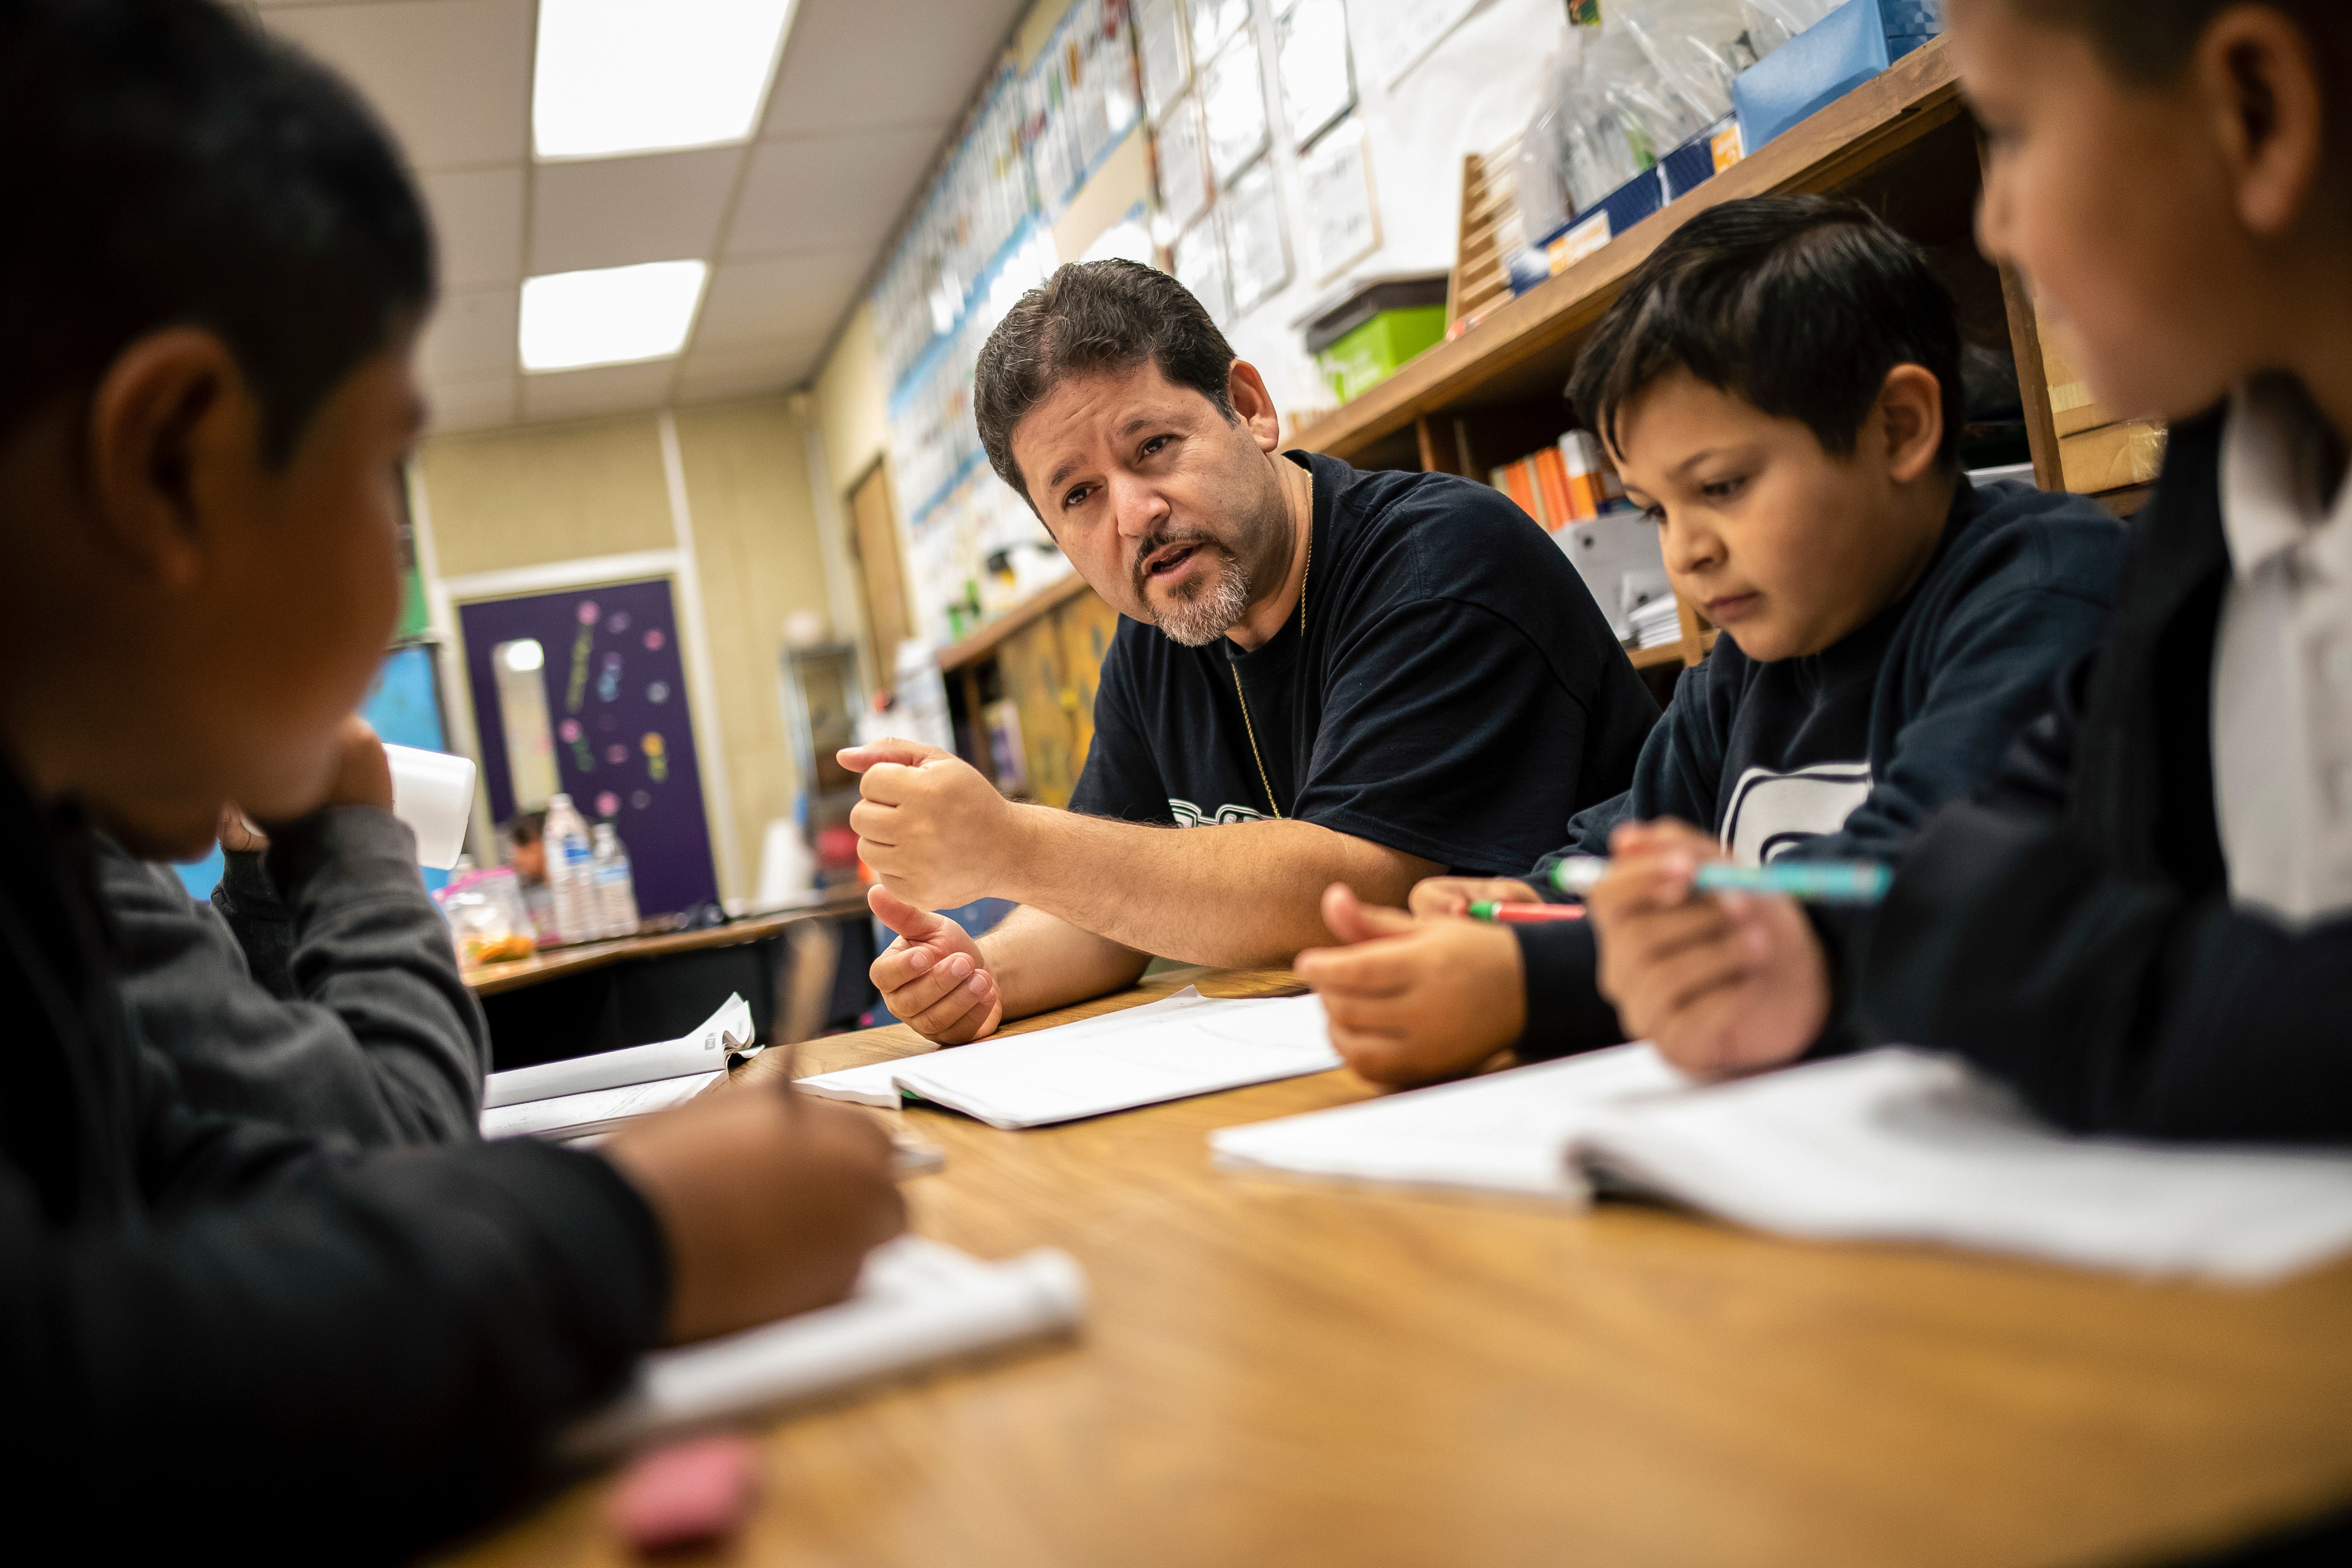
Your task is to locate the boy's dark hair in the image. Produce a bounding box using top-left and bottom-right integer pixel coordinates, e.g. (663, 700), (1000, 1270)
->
(1568, 196), (1963, 472)
(2016, 0), (2348, 84)
(975, 260), (1238, 509)
(508, 810), (548, 848)
(0, 0), (435, 464)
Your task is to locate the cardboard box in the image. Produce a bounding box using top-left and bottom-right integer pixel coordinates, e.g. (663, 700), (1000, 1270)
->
(2060, 419), (2167, 494)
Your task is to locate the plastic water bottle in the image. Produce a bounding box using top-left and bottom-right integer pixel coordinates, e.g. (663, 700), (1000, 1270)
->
(544, 793), (599, 944)
(590, 821), (640, 939)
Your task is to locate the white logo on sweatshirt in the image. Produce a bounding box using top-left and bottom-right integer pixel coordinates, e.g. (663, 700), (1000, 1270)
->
(1721, 764), (1874, 865)
(1168, 797), (1269, 827)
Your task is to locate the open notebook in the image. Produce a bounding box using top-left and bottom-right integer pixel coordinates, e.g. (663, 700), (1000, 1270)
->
(1211, 1044), (2352, 1283)
(565, 1237), (1085, 1457)
(481, 995), (753, 1141)
(797, 987), (1339, 1129)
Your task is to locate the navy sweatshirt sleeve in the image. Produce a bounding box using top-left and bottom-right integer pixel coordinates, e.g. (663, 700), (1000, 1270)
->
(12, 1131), (667, 1563)
(1853, 663), (2352, 1143)
(102, 807), (487, 1148)
(1515, 648), (1737, 1058)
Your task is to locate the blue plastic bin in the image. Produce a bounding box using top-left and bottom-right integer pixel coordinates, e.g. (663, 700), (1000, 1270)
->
(1734, 0), (1942, 154)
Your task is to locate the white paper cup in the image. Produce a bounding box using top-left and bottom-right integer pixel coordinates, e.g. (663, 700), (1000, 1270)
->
(384, 745), (477, 870)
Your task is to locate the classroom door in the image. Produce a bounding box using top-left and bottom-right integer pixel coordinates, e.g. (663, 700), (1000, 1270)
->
(849, 463), (911, 685)
(459, 578), (720, 916)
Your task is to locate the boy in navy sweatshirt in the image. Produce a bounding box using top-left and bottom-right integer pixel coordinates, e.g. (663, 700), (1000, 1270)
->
(1577, 0), (2352, 1144)
(1296, 196), (2127, 1085)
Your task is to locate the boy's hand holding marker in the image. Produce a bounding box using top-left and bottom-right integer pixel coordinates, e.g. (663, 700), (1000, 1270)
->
(1584, 820), (1833, 1079)
(1294, 884), (1528, 1087)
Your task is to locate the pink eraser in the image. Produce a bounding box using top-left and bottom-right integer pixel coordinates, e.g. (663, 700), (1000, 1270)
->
(605, 1433), (761, 1553)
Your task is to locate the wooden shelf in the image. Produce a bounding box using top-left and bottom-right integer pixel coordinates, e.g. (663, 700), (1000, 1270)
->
(1290, 38), (1966, 466)
(1628, 628), (1719, 669)
(937, 569), (1095, 672)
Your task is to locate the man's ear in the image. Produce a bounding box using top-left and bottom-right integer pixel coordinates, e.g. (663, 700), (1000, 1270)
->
(2196, 6), (2326, 239)
(1876, 363), (1945, 483)
(87, 328), (260, 589)
(1227, 359), (1283, 453)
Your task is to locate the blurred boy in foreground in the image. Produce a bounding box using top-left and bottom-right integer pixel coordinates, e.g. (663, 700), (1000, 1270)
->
(0, 1), (902, 1557)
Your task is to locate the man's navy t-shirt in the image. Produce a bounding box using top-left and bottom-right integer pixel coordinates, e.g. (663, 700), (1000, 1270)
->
(1066, 451), (1658, 876)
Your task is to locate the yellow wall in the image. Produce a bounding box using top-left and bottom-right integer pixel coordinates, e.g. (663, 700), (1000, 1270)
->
(418, 415), (673, 578)
(671, 396), (837, 897)
(417, 394), (833, 906)
(812, 299), (892, 505)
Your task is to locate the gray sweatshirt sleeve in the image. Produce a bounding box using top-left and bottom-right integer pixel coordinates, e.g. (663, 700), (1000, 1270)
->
(101, 807), (488, 1148)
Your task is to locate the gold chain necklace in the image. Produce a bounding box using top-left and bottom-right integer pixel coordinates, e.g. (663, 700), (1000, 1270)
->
(1233, 483), (1310, 820)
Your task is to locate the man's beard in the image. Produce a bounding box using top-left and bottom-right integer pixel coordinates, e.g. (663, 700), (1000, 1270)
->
(1142, 539), (1253, 647)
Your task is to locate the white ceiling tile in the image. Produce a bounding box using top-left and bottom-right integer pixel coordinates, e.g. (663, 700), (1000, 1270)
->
(418, 286), (521, 382)
(529, 147), (745, 276)
(521, 361), (680, 423)
(677, 337), (825, 401)
(420, 166), (526, 289)
(264, 0), (531, 173)
(759, 0), (1029, 140)
(692, 252), (868, 349)
(425, 375), (518, 433)
(724, 127), (942, 258)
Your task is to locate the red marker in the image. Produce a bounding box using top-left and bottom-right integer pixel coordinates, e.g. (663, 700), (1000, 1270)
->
(1467, 900), (1586, 924)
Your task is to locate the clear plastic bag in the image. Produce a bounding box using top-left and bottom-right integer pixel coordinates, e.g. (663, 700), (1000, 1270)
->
(434, 865), (539, 966)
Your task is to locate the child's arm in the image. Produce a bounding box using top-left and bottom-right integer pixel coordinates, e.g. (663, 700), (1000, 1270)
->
(107, 719), (487, 1147)
(1583, 819), (1829, 1077)
(1407, 876), (1542, 915)
(1292, 885), (1525, 1085)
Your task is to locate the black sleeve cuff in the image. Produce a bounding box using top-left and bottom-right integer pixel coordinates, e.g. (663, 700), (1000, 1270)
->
(1800, 906), (1874, 1061)
(1510, 919), (1628, 1060)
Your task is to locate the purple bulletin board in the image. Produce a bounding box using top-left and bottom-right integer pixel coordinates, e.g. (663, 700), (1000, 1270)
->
(460, 579), (720, 915)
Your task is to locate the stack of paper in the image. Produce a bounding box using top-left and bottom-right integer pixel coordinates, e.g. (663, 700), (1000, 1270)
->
(566, 1237), (1086, 1457)
(799, 988), (1339, 1129)
(1212, 1045), (2352, 1282)
(481, 995), (753, 1141)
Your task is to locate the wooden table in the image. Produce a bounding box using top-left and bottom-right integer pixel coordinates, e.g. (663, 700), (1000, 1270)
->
(460, 892), (871, 997)
(451, 969), (2352, 1568)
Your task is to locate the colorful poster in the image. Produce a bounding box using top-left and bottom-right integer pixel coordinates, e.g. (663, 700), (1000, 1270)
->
(460, 579), (719, 917)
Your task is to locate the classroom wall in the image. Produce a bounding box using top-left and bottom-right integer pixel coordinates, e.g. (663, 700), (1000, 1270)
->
(672, 396), (838, 900)
(421, 415), (675, 577)
(416, 394), (837, 907)
(799, 0), (1150, 654)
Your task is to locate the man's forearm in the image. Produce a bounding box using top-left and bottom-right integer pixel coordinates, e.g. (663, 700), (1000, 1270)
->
(993, 810), (1435, 967)
(975, 904), (1151, 1021)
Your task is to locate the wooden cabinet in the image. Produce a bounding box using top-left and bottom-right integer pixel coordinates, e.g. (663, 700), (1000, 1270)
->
(937, 572), (1126, 809)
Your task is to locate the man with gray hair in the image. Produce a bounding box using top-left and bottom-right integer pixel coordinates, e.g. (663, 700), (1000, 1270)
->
(840, 260), (1655, 1043)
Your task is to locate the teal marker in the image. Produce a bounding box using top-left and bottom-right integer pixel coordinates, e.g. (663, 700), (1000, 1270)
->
(1547, 854), (1891, 905)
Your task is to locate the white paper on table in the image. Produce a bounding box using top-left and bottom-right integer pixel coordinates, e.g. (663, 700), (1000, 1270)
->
(481, 1069), (721, 1141)
(483, 994), (753, 1108)
(1212, 1043), (1687, 1199)
(798, 988), (1340, 1129)
(1213, 1043), (2352, 1282)
(565, 1237), (1086, 1457)
(1577, 1049), (2352, 1283)
(798, 986), (1232, 1106)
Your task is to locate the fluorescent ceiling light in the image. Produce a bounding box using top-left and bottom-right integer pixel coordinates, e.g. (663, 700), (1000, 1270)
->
(534, 0), (800, 159)
(519, 260), (708, 372)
